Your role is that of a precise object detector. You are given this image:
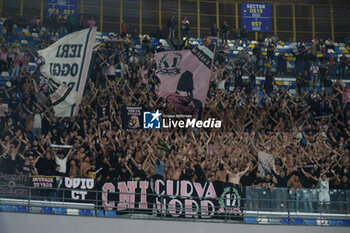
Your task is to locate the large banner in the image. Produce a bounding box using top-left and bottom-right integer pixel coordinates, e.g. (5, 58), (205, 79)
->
(63, 177), (95, 201)
(37, 28), (97, 117)
(241, 3), (271, 32)
(31, 175), (56, 188)
(155, 45), (216, 118)
(46, 0), (77, 17)
(100, 180), (243, 219)
(0, 173), (31, 197)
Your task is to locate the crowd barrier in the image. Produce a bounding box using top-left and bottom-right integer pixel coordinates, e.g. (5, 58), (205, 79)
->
(0, 177), (350, 226)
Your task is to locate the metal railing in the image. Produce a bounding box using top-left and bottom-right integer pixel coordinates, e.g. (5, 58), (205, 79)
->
(1, 184), (350, 225)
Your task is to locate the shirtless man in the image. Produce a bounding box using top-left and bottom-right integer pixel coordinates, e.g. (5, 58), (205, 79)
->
(215, 163), (227, 182)
(167, 161), (185, 180)
(80, 156), (95, 178)
(227, 165), (250, 185)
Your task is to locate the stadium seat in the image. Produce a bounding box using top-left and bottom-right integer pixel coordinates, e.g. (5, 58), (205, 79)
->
(328, 220), (341, 226)
(281, 217), (289, 224)
(292, 218), (305, 225)
(245, 217), (258, 224)
(41, 207), (54, 214)
(105, 211), (117, 217)
(79, 209), (93, 216)
(94, 210), (105, 217)
(341, 220), (350, 226)
(1, 205), (15, 212)
(305, 219), (317, 226)
(54, 208), (66, 215)
(15, 206), (27, 213)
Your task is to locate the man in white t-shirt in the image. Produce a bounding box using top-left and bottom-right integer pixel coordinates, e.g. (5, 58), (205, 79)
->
(310, 62), (319, 87)
(318, 173), (330, 212)
(55, 149), (73, 176)
(308, 171), (333, 213)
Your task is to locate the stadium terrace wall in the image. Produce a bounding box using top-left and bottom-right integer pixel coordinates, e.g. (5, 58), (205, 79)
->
(1, 212), (350, 233)
(2, 0), (350, 42)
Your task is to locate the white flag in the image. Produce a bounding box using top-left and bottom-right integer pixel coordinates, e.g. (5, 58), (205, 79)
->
(37, 28), (97, 117)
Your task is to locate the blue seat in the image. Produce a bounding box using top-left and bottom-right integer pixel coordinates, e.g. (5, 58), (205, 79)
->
(1, 205), (15, 212)
(15, 206), (27, 213)
(245, 217), (258, 224)
(54, 208), (66, 215)
(329, 220), (341, 226)
(341, 220), (350, 226)
(292, 218), (305, 225)
(105, 211), (117, 217)
(281, 217), (289, 224)
(304, 219), (317, 226)
(41, 207), (54, 214)
(79, 209), (92, 216)
(102, 32), (109, 37)
(94, 210), (104, 217)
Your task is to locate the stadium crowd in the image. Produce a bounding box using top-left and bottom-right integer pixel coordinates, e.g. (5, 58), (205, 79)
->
(0, 14), (350, 211)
